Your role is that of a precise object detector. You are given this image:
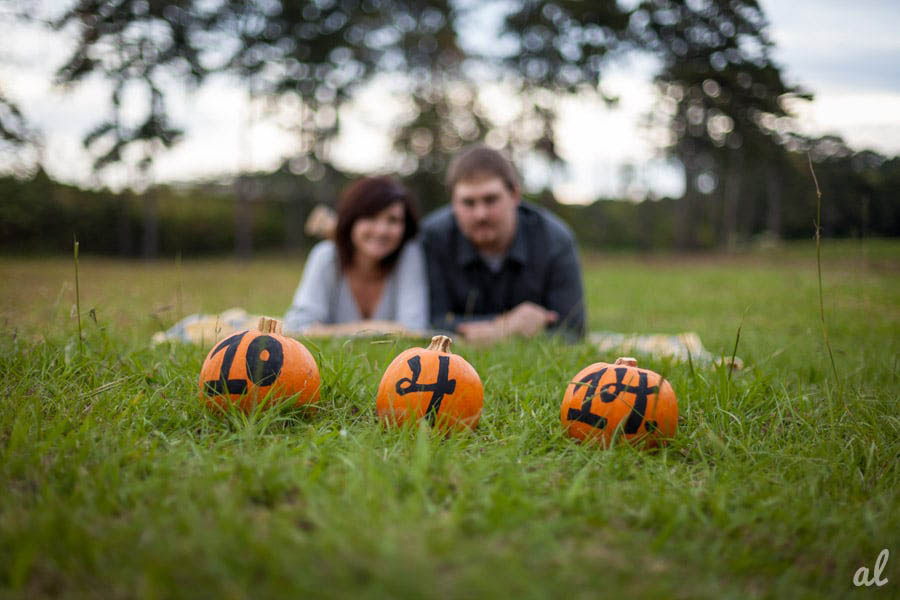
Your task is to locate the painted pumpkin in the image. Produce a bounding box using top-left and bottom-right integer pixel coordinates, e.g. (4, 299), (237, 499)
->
(560, 357), (677, 448)
(199, 317), (320, 412)
(376, 335), (483, 431)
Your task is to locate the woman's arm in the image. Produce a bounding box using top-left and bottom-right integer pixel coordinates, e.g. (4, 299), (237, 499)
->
(299, 320), (415, 337)
(393, 241), (430, 333)
(283, 241), (337, 333)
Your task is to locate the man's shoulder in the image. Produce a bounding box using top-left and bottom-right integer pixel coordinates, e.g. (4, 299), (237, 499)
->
(420, 205), (456, 241)
(520, 202), (576, 248)
(420, 205), (455, 232)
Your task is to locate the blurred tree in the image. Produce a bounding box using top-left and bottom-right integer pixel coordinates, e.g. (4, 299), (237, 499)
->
(491, 0), (812, 248)
(35, 0), (460, 170)
(777, 134), (898, 240)
(500, 1), (630, 151)
(0, 89), (40, 177)
(25, 0), (467, 255)
(15, 0), (895, 255)
(0, 92), (29, 145)
(632, 0), (810, 248)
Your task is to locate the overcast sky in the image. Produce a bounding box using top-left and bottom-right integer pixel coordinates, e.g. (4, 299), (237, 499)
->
(0, 1), (898, 202)
(760, 0), (900, 153)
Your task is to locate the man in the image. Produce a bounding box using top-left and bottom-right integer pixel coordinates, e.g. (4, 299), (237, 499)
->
(420, 144), (586, 343)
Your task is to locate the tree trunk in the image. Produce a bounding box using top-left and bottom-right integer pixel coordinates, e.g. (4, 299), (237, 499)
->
(118, 192), (134, 257)
(676, 159), (697, 249)
(284, 196), (304, 251)
(234, 178), (254, 259)
(141, 189), (159, 259)
(722, 152), (743, 250)
(765, 161), (782, 238)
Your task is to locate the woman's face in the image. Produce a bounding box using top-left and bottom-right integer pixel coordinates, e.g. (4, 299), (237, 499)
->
(350, 202), (406, 265)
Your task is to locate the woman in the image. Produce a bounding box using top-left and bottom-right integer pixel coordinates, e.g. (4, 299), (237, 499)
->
(284, 176), (429, 335)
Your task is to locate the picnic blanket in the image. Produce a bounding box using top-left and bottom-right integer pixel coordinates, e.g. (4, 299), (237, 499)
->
(152, 308), (741, 368)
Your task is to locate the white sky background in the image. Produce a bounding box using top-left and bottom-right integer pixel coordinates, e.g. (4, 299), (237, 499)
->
(761, 0), (900, 156)
(0, 1), (898, 203)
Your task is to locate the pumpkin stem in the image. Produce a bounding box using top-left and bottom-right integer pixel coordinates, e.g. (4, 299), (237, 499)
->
(257, 317), (284, 335)
(615, 357), (638, 367)
(427, 335), (453, 353)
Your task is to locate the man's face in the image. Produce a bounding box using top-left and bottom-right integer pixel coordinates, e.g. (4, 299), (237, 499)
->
(450, 174), (519, 254)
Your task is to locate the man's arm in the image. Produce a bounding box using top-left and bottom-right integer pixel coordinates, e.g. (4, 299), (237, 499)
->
(456, 301), (558, 344)
(423, 232), (458, 332)
(542, 241), (586, 340)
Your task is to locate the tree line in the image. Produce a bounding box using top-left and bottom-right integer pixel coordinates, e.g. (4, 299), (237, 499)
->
(0, 0), (897, 255)
(2, 136), (897, 257)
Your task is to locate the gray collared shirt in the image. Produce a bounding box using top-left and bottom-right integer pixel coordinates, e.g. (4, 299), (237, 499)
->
(420, 202), (586, 340)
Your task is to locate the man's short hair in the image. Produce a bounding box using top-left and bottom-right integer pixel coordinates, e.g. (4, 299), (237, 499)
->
(446, 144), (519, 193)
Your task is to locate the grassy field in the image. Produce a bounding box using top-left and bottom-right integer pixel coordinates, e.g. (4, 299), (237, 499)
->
(1, 240), (898, 599)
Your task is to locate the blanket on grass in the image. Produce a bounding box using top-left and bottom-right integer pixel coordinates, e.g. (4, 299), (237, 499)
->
(152, 308), (741, 368)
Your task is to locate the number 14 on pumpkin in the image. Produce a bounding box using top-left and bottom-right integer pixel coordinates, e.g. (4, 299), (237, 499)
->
(567, 366), (659, 434)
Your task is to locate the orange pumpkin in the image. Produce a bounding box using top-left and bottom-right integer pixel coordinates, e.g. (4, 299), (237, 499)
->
(376, 335), (483, 431)
(560, 357), (677, 448)
(199, 317), (320, 413)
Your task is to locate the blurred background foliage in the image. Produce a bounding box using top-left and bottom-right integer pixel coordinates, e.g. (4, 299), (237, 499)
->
(1, 0), (898, 256)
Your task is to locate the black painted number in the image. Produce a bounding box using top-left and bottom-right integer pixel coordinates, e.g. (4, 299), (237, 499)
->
(566, 369), (608, 429)
(245, 335), (284, 386)
(395, 355), (457, 425)
(203, 332), (284, 396)
(567, 366), (659, 433)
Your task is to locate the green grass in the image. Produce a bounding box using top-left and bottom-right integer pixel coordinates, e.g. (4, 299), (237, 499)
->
(1, 240), (898, 599)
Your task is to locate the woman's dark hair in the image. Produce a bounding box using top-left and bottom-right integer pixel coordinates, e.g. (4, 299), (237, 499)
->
(334, 176), (419, 272)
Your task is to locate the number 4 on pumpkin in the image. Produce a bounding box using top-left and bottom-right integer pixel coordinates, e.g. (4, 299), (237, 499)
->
(395, 355), (457, 425)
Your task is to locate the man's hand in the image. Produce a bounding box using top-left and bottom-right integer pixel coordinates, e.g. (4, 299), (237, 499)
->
(456, 320), (501, 345)
(498, 301), (558, 337)
(457, 302), (557, 345)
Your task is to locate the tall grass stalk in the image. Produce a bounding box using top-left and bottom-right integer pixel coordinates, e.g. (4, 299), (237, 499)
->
(728, 316), (743, 385)
(176, 249), (184, 322)
(808, 154), (844, 408)
(73, 234), (83, 357)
